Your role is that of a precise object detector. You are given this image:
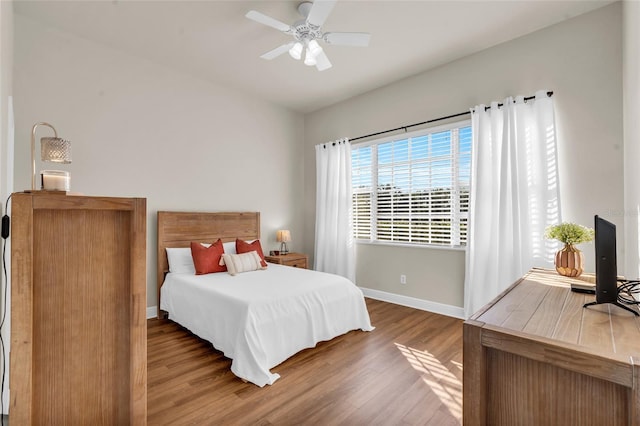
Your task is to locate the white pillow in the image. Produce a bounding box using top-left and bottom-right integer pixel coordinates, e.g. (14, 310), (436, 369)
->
(223, 241), (237, 255)
(166, 241), (236, 274)
(166, 247), (195, 274)
(166, 242), (236, 274)
(220, 251), (266, 276)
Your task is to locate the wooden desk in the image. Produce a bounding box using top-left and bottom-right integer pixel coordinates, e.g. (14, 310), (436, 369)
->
(463, 268), (640, 426)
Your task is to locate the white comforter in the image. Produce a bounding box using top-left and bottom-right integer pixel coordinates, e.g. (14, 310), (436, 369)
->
(160, 263), (374, 386)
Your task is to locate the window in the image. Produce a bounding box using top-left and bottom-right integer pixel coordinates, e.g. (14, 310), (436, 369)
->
(352, 120), (471, 247)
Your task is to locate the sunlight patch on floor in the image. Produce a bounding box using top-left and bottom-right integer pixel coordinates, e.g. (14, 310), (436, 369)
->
(396, 343), (462, 420)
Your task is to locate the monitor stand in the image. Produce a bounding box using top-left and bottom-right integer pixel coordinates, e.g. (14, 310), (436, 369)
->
(583, 300), (640, 316)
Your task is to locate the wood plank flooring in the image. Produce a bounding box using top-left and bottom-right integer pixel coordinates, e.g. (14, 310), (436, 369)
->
(147, 298), (463, 425)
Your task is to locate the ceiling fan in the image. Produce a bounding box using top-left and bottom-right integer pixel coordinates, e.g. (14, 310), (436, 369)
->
(245, 0), (371, 71)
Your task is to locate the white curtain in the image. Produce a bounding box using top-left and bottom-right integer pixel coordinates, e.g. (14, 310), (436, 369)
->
(315, 138), (355, 282)
(464, 90), (560, 318)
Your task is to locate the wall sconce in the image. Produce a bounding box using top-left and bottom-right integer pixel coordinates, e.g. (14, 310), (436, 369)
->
(276, 230), (291, 255)
(31, 122), (72, 191)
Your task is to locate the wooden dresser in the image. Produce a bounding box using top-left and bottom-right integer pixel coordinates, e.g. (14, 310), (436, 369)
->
(463, 268), (640, 425)
(10, 192), (147, 425)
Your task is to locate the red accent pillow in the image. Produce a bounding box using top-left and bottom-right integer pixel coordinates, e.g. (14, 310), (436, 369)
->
(190, 240), (226, 274)
(236, 239), (267, 267)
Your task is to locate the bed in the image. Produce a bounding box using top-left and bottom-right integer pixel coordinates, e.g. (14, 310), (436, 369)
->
(156, 211), (374, 387)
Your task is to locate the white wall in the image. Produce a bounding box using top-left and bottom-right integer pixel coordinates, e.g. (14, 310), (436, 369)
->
(13, 15), (305, 309)
(0, 0), (13, 414)
(303, 3), (623, 310)
(623, 0), (640, 279)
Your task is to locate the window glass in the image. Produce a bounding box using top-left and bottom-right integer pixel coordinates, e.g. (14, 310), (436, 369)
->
(351, 120), (471, 247)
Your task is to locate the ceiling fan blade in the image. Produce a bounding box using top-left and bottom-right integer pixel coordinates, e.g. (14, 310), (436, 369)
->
(306, 0), (336, 28)
(315, 50), (332, 71)
(324, 32), (371, 47)
(246, 10), (291, 32)
(260, 42), (295, 60)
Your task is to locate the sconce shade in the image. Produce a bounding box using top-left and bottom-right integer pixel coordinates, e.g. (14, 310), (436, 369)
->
(276, 230), (291, 243)
(41, 137), (72, 163)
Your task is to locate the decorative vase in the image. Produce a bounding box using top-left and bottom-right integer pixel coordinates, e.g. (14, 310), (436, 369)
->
(555, 243), (584, 277)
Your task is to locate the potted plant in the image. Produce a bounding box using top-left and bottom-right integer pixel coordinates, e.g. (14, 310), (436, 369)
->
(545, 222), (595, 277)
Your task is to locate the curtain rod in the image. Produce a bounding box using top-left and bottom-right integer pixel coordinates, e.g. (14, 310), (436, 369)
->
(349, 90), (554, 143)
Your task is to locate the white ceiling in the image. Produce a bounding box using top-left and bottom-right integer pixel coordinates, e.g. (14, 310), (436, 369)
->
(14, 0), (613, 114)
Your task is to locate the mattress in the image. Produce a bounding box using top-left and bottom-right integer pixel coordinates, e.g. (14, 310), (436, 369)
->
(160, 263), (374, 386)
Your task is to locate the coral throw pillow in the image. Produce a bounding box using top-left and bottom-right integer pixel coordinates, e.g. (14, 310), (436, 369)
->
(190, 239), (226, 274)
(236, 239), (268, 267)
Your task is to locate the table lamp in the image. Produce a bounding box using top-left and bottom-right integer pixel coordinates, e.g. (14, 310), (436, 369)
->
(31, 122), (72, 191)
(276, 230), (291, 255)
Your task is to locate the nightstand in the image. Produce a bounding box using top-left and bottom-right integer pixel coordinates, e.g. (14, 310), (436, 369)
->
(265, 252), (308, 269)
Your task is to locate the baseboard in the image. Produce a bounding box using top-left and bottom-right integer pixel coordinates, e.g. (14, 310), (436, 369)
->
(359, 287), (465, 319)
(147, 306), (157, 319)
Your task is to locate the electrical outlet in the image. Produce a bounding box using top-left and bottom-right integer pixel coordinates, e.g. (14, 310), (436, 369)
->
(400, 274), (406, 284)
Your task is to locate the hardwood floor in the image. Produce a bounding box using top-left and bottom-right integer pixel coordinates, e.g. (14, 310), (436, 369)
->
(147, 298), (463, 425)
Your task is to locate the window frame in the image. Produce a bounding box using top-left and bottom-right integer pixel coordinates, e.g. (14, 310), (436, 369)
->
(351, 119), (471, 250)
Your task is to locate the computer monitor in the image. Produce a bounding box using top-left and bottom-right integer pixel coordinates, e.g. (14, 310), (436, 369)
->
(584, 215), (638, 315)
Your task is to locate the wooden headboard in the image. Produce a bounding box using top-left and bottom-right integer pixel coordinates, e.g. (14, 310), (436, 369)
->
(156, 211), (260, 318)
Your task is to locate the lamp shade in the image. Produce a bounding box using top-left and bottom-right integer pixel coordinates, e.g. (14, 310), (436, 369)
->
(30, 122), (72, 191)
(304, 48), (316, 66)
(289, 42), (303, 60)
(276, 230), (291, 243)
(41, 137), (72, 163)
(308, 39), (322, 57)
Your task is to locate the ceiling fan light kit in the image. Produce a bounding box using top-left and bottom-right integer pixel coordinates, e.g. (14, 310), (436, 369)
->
(246, 0), (371, 72)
